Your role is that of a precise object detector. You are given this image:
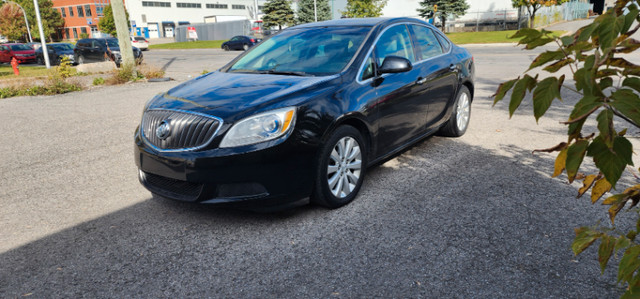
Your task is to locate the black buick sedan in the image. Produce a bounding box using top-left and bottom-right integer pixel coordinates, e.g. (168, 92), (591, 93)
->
(134, 17), (474, 210)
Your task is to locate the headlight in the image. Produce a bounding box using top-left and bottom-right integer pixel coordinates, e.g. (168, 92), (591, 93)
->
(220, 107), (296, 148)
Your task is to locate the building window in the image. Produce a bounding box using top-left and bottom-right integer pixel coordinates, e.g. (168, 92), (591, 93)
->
(141, 14), (147, 23)
(65, 28), (70, 39)
(96, 5), (104, 16)
(142, 1), (171, 7)
(206, 3), (227, 9)
(77, 6), (84, 17)
(72, 28), (78, 39)
(60, 7), (66, 17)
(81, 27), (87, 35)
(177, 2), (201, 8)
(85, 5), (92, 17)
(69, 6), (74, 17)
(232, 4), (245, 9)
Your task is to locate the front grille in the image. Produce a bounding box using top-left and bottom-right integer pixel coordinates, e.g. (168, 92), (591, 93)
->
(142, 171), (203, 201)
(141, 109), (222, 151)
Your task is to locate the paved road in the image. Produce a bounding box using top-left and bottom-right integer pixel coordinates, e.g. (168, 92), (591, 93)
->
(2, 40), (639, 297)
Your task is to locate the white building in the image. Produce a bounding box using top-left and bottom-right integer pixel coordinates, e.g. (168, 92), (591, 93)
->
(381, 0), (515, 21)
(125, 0), (267, 38)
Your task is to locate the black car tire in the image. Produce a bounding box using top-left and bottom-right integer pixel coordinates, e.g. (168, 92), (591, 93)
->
(243, 44), (249, 51)
(36, 56), (43, 65)
(438, 85), (472, 137)
(223, 45), (230, 51)
(312, 125), (367, 209)
(77, 55), (84, 65)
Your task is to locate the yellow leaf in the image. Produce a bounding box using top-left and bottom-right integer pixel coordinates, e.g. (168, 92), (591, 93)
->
(578, 174), (598, 198)
(592, 178), (613, 203)
(553, 148), (568, 177)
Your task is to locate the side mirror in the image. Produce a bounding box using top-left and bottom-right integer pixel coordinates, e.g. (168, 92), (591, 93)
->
(378, 56), (412, 74)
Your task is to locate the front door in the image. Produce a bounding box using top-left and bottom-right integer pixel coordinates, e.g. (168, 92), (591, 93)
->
(373, 24), (430, 155)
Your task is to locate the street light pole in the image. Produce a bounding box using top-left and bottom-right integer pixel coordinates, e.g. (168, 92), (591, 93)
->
(33, 0), (50, 68)
(314, 0), (317, 22)
(2, 0), (32, 43)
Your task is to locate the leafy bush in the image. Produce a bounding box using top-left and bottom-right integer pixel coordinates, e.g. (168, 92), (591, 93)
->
(105, 63), (142, 85)
(55, 56), (73, 79)
(493, 0), (640, 296)
(0, 78), (82, 98)
(92, 77), (105, 85)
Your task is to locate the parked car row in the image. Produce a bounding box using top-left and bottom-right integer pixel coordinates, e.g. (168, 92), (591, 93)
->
(1, 36), (147, 66)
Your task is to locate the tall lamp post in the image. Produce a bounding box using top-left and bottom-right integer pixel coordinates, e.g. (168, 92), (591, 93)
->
(2, 0), (32, 43)
(33, 0), (50, 68)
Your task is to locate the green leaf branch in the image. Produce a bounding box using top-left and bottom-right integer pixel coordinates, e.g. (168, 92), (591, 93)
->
(493, 0), (640, 296)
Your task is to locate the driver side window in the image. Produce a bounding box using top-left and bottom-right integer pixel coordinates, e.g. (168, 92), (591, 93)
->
(373, 24), (415, 66)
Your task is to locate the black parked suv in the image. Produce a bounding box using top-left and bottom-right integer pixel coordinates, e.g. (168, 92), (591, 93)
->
(74, 38), (143, 66)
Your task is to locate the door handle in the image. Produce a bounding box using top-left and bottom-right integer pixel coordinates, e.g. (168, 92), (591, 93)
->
(416, 77), (427, 85)
(449, 64), (457, 71)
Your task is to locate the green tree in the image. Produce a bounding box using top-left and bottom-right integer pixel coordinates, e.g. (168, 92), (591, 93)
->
(341, 0), (387, 18)
(15, 0), (63, 42)
(262, 0), (294, 31)
(0, 3), (27, 41)
(297, 0), (332, 24)
(493, 0), (640, 296)
(417, 0), (469, 31)
(512, 0), (569, 28)
(98, 4), (130, 37)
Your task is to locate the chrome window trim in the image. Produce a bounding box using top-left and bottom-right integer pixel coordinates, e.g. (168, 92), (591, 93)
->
(356, 23), (452, 85)
(140, 108), (224, 152)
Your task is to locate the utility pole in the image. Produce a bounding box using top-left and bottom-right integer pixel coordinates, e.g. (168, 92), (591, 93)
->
(2, 0), (32, 42)
(33, 0), (50, 68)
(110, 0), (135, 68)
(314, 0), (317, 22)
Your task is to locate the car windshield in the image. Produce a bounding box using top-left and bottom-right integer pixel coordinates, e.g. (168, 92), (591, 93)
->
(10, 44), (32, 51)
(228, 26), (371, 76)
(105, 39), (119, 47)
(51, 44), (73, 51)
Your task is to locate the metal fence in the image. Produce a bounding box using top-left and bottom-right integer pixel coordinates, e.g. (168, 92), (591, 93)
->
(174, 20), (249, 42)
(532, 1), (593, 27)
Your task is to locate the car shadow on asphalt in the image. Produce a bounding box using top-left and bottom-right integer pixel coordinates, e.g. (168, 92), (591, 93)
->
(0, 135), (631, 298)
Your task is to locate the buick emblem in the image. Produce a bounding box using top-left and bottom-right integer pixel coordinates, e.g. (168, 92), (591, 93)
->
(156, 120), (171, 140)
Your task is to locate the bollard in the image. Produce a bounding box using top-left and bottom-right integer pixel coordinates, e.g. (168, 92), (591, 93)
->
(11, 57), (20, 76)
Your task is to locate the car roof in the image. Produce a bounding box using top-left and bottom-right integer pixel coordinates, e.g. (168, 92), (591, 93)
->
(292, 17), (427, 29)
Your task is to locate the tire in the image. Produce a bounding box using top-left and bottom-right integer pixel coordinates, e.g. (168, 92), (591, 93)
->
(36, 56), (43, 65)
(223, 45), (230, 51)
(438, 85), (471, 137)
(243, 44), (249, 51)
(312, 125), (367, 209)
(77, 55), (84, 65)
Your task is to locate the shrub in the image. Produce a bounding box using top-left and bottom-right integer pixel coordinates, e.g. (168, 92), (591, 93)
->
(138, 64), (165, 79)
(92, 77), (105, 85)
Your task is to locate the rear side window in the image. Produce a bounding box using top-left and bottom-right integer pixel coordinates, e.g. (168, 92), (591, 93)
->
(435, 32), (451, 52)
(374, 24), (415, 65)
(411, 25), (443, 60)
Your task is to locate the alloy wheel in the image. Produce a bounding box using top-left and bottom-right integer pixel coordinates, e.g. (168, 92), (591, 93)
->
(456, 92), (470, 132)
(327, 136), (362, 198)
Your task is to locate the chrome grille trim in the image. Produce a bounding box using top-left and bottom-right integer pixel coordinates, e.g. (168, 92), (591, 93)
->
(141, 108), (223, 152)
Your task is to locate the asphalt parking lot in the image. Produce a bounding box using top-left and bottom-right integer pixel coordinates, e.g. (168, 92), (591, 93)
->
(1, 40), (640, 297)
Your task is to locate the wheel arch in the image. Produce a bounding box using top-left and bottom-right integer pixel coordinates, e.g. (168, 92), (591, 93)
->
(321, 113), (375, 161)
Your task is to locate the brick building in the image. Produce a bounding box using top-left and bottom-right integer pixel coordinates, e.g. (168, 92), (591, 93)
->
(52, 0), (110, 40)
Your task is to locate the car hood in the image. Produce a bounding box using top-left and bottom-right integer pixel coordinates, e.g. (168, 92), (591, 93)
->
(147, 71), (337, 120)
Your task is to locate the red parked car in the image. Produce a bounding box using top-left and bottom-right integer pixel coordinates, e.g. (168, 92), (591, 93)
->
(0, 43), (36, 63)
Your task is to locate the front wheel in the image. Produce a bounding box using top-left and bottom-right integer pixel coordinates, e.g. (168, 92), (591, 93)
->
(243, 44), (249, 51)
(77, 55), (84, 65)
(223, 45), (229, 51)
(312, 125), (367, 209)
(36, 56), (43, 65)
(438, 85), (471, 137)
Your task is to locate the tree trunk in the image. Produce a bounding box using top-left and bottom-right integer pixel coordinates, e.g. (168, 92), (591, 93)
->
(441, 16), (446, 32)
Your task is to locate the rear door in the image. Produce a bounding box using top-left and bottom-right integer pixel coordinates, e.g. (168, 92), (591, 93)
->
(409, 25), (458, 128)
(0, 45), (9, 62)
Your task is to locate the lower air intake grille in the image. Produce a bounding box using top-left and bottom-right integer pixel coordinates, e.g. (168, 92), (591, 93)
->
(142, 171), (203, 201)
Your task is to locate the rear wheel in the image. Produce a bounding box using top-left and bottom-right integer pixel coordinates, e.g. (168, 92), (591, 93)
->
(77, 55), (84, 65)
(223, 45), (230, 51)
(438, 85), (471, 137)
(36, 56), (43, 65)
(312, 126), (367, 209)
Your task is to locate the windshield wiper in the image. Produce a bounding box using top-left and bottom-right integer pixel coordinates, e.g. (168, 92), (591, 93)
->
(260, 70), (314, 77)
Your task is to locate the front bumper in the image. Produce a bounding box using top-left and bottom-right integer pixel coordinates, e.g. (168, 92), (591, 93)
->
(134, 128), (318, 209)
(15, 56), (35, 63)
